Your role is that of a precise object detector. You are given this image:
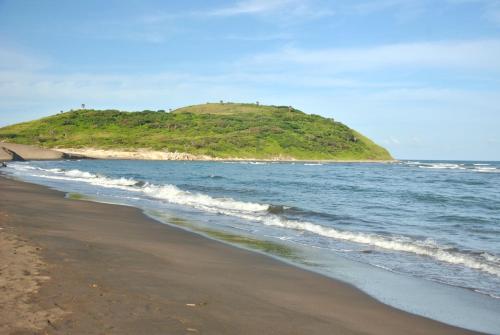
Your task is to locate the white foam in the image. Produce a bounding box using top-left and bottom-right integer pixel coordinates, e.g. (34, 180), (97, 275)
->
(474, 167), (498, 173)
(253, 216), (500, 277)
(10, 165), (268, 213)
(9, 164), (38, 171)
(141, 184), (268, 213)
(14, 165), (139, 189)
(222, 161), (267, 165)
(191, 202), (500, 278)
(419, 163), (466, 170)
(65, 169), (96, 178)
(408, 161), (499, 173)
(481, 252), (500, 263)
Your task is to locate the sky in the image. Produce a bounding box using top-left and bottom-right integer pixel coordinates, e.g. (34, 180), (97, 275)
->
(1, 0), (499, 160)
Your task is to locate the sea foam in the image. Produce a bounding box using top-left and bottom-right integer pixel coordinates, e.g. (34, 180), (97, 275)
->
(405, 161), (499, 173)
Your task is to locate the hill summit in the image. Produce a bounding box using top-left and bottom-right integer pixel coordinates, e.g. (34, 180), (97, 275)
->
(0, 103), (392, 160)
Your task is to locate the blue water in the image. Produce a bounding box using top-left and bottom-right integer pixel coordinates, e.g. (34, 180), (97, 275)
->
(4, 160), (500, 333)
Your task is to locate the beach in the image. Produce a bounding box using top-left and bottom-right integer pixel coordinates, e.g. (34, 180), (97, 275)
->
(0, 175), (479, 334)
(53, 147), (396, 163)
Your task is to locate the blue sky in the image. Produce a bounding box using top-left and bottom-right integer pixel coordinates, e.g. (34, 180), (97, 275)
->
(1, 0), (499, 160)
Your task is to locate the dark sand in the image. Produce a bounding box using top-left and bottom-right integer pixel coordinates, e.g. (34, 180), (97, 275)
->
(0, 176), (479, 334)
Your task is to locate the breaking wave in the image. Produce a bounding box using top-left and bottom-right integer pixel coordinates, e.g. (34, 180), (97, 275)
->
(14, 165), (268, 214)
(223, 212), (500, 278)
(141, 184), (268, 213)
(403, 161), (500, 173)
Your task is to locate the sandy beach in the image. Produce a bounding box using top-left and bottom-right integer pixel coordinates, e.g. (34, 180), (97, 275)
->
(0, 175), (479, 334)
(54, 147), (397, 163)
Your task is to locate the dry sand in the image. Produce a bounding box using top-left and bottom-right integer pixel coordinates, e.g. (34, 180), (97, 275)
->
(56, 147), (210, 160)
(0, 143), (395, 162)
(0, 217), (66, 334)
(56, 147), (396, 163)
(0, 176), (479, 334)
(56, 147), (298, 161)
(0, 142), (66, 161)
(0, 147), (12, 161)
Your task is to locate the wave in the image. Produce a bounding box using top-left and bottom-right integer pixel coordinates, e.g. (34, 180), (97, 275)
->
(14, 165), (141, 189)
(13, 165), (269, 214)
(141, 184), (268, 213)
(481, 252), (500, 264)
(475, 167), (497, 172)
(404, 161), (499, 173)
(419, 163), (466, 170)
(250, 216), (500, 277)
(8, 163), (500, 278)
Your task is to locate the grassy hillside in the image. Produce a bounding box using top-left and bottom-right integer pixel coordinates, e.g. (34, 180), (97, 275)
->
(0, 103), (392, 160)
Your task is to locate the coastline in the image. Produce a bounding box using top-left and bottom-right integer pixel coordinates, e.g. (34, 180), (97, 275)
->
(55, 147), (397, 163)
(0, 175), (477, 334)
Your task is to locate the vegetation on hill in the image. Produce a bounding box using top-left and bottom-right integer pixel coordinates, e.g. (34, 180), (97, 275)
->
(0, 103), (392, 160)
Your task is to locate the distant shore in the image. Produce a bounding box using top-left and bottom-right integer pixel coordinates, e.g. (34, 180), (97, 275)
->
(56, 147), (397, 163)
(0, 142), (397, 163)
(0, 175), (475, 334)
(0, 104), (394, 162)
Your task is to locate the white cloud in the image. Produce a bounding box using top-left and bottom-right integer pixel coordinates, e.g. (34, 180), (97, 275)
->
(1, 55), (499, 160)
(207, 0), (334, 18)
(246, 39), (500, 72)
(2, 38), (500, 116)
(111, 1), (332, 43)
(350, 0), (423, 14)
(210, 0), (295, 16)
(218, 32), (293, 41)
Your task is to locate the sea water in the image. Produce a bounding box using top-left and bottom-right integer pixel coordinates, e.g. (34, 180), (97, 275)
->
(3, 160), (500, 333)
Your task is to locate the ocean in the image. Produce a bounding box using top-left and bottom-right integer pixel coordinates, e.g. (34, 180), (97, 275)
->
(3, 160), (500, 333)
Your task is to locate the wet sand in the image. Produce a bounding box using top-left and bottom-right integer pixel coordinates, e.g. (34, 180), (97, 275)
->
(0, 176), (479, 334)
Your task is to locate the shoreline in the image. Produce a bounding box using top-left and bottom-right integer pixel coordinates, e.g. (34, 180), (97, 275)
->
(0, 175), (478, 334)
(55, 147), (397, 163)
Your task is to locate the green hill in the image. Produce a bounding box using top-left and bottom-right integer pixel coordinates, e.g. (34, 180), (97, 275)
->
(0, 103), (392, 160)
